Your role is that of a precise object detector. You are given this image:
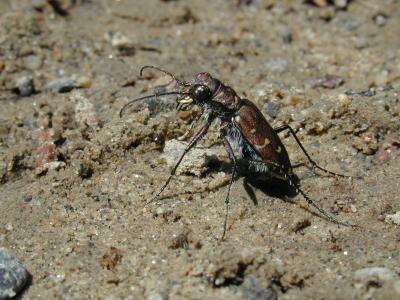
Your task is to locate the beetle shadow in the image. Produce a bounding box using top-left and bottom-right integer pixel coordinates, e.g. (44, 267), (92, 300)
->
(156, 156), (300, 206)
(207, 156), (299, 206)
(241, 175), (299, 206)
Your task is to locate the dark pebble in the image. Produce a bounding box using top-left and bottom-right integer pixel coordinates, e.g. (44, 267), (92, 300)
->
(359, 89), (376, 97)
(281, 29), (293, 44)
(74, 160), (93, 179)
(22, 194), (33, 202)
(345, 89), (376, 97)
(237, 0), (255, 5)
(0, 248), (31, 299)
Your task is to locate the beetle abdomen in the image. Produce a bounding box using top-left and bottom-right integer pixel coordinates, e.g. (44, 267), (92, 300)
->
(224, 122), (261, 161)
(234, 99), (292, 172)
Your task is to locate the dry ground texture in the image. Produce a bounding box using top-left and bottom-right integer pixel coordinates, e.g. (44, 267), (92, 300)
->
(0, 0), (400, 299)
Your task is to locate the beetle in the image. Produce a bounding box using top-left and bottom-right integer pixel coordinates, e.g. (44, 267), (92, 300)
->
(120, 66), (354, 239)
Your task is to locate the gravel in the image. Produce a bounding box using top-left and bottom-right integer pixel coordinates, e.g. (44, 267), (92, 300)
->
(0, 248), (30, 299)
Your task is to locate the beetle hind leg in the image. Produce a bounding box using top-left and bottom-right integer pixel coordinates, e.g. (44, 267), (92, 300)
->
(246, 159), (355, 227)
(274, 125), (357, 179)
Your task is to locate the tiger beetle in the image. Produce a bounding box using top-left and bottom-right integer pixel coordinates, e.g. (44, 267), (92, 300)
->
(120, 66), (356, 240)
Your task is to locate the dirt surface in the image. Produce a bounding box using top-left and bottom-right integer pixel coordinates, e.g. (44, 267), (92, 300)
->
(1, 0), (400, 299)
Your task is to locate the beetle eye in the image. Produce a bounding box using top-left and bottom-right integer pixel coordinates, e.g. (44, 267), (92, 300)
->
(191, 85), (211, 103)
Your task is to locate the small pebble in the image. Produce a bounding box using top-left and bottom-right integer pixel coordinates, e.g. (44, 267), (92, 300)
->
(4, 223), (13, 232)
(46, 161), (66, 171)
(0, 248), (31, 299)
(375, 149), (390, 164)
(76, 76), (92, 88)
(338, 94), (351, 107)
(155, 207), (164, 216)
(309, 75), (344, 89)
(334, 0), (349, 9)
(374, 14), (387, 27)
(36, 143), (56, 167)
(45, 76), (76, 93)
(281, 29), (293, 44)
(14, 76), (35, 96)
(352, 36), (369, 49)
(385, 211), (400, 225)
(71, 91), (99, 128)
(106, 31), (135, 50)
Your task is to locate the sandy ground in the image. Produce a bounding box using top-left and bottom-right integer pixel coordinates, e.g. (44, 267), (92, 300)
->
(0, 0), (400, 299)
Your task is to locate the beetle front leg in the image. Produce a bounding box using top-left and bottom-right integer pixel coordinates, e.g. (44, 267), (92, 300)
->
(147, 123), (210, 204)
(274, 125), (353, 178)
(220, 137), (238, 240)
(177, 113), (201, 141)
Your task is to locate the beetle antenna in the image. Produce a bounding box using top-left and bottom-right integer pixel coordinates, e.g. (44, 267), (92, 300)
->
(140, 65), (185, 86)
(119, 91), (188, 118)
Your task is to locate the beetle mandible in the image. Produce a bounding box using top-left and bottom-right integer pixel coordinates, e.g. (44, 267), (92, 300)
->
(120, 66), (355, 240)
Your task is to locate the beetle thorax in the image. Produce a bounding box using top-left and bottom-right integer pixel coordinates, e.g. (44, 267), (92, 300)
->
(192, 73), (241, 111)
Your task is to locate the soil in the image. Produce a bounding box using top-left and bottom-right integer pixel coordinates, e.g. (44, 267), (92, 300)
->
(0, 0), (400, 299)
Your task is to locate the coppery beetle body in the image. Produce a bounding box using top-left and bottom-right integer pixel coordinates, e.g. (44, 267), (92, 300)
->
(187, 72), (292, 175)
(120, 66), (354, 239)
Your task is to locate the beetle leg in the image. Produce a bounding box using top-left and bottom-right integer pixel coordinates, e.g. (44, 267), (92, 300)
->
(177, 113), (201, 141)
(245, 159), (354, 227)
(147, 123), (210, 205)
(220, 137), (238, 240)
(274, 125), (354, 178)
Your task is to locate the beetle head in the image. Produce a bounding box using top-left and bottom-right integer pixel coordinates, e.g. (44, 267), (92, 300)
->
(176, 72), (219, 110)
